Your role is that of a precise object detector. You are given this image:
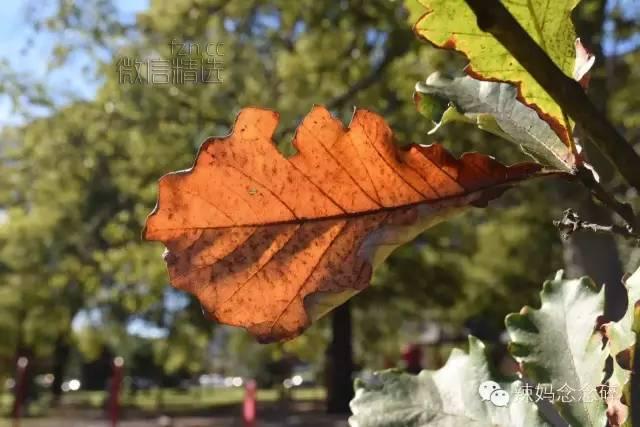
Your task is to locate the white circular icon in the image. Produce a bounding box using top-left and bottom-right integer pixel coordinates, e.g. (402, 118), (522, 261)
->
(489, 389), (510, 407)
(478, 380), (501, 401)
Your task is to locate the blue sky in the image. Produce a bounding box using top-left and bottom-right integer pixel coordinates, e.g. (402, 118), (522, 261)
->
(0, 0), (149, 127)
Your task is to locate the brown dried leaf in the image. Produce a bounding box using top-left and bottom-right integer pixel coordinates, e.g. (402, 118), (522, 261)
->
(144, 106), (543, 342)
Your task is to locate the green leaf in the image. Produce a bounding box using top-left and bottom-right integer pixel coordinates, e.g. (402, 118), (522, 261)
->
(608, 357), (631, 427)
(413, 0), (579, 144)
(415, 73), (576, 172)
(412, 90), (450, 127)
(349, 336), (551, 427)
(629, 301), (640, 427)
(604, 267), (640, 426)
(607, 267), (640, 356)
(506, 272), (608, 426)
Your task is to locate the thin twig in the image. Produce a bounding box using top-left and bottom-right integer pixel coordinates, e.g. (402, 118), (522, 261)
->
(462, 0), (640, 194)
(277, 35), (411, 137)
(553, 208), (640, 242)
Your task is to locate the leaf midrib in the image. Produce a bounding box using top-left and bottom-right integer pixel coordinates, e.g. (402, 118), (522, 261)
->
(148, 183), (507, 233)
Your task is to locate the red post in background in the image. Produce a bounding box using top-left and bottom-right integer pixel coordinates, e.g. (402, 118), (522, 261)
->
(401, 343), (423, 374)
(108, 356), (124, 427)
(243, 379), (257, 426)
(11, 357), (29, 425)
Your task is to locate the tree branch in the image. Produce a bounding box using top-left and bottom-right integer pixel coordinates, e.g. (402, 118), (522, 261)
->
(324, 47), (401, 110)
(553, 208), (640, 242)
(462, 0), (640, 195)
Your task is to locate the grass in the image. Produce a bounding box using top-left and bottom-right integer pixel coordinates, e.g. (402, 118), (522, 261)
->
(0, 395), (9, 414)
(1, 386), (326, 417)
